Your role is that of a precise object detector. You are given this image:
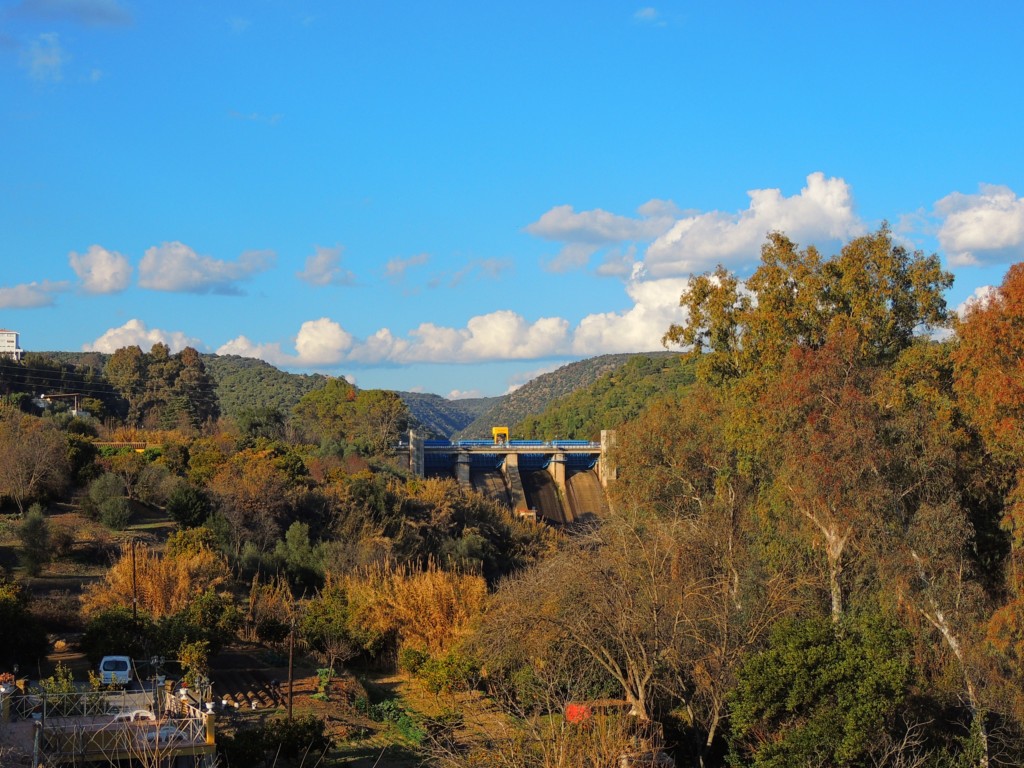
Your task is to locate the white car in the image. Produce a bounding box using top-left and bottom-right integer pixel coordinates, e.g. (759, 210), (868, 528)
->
(98, 656), (134, 685)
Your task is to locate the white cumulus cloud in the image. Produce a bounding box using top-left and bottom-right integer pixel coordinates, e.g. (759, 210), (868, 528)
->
(293, 318), (354, 365)
(139, 242), (274, 294)
(216, 336), (288, 365)
(218, 318), (353, 368)
(85, 319), (201, 353)
(644, 172), (865, 277)
(934, 184), (1024, 266)
(68, 245), (131, 293)
(222, 311), (573, 370)
(954, 285), (997, 317)
(296, 245), (355, 286)
(572, 270), (690, 355)
(392, 312), (569, 363)
(348, 313), (573, 364)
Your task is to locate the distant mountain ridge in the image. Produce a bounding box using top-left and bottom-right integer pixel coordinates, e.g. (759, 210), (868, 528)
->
(454, 353), (679, 438)
(394, 391), (499, 439)
(32, 350), (684, 440)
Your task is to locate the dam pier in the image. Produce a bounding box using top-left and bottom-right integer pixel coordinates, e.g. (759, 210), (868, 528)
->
(397, 428), (616, 526)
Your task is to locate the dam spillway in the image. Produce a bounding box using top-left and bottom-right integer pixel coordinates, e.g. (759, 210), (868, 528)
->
(404, 433), (615, 525)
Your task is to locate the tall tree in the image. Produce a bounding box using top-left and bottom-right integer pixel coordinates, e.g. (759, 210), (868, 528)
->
(664, 225), (953, 381)
(953, 262), (1024, 749)
(954, 263), (1024, 580)
(761, 327), (889, 621)
(0, 410), (70, 514)
(104, 345), (147, 423)
(350, 389), (409, 456)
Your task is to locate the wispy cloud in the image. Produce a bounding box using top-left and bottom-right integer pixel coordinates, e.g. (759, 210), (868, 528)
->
(0, 279), (70, 308)
(447, 388), (484, 400)
(296, 245), (356, 287)
(385, 253), (429, 283)
(12, 0), (132, 26)
(633, 7), (664, 26)
(228, 110), (282, 125)
(447, 258), (513, 287)
(138, 242), (275, 294)
(20, 32), (66, 81)
(526, 199), (679, 273)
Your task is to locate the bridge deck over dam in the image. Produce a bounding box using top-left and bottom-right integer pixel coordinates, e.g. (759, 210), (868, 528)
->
(397, 431), (616, 525)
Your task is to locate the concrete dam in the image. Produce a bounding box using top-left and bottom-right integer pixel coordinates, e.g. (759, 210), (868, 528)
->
(400, 431), (615, 526)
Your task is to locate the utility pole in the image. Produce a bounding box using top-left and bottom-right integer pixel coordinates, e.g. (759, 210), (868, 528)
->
(287, 607), (295, 719)
(131, 538), (138, 624)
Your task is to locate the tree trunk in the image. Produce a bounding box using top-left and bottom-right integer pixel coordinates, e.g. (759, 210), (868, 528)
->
(910, 551), (989, 768)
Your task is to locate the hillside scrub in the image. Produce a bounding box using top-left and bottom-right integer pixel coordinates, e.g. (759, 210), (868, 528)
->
(3, 236), (1024, 766)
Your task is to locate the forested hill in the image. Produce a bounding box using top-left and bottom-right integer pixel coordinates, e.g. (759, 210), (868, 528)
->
(35, 350), (684, 438)
(455, 353), (680, 438)
(514, 352), (695, 440)
(395, 392), (498, 438)
(201, 355), (330, 419)
(34, 351), (332, 424)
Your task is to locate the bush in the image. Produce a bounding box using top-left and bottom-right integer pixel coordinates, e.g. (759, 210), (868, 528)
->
(398, 646), (430, 675)
(166, 483), (212, 529)
(135, 463), (174, 506)
(18, 504), (50, 576)
(80, 608), (152, 664)
(368, 699), (426, 744)
(217, 715), (332, 768)
(99, 497), (132, 530)
(87, 472), (126, 508)
(417, 650), (479, 695)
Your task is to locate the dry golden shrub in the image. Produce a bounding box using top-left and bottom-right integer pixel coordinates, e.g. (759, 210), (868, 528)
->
(81, 541), (230, 619)
(343, 561), (486, 655)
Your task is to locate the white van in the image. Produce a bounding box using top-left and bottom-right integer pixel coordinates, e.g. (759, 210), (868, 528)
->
(98, 656), (134, 685)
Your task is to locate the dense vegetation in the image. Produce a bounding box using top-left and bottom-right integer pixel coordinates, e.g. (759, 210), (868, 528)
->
(2, 225), (1024, 767)
(456, 353), (648, 438)
(395, 391), (498, 438)
(515, 352), (694, 440)
(202, 354), (331, 422)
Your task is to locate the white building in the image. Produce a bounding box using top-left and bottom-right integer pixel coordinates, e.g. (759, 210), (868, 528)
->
(0, 329), (23, 361)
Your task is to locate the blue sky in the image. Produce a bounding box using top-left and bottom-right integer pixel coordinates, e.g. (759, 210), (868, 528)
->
(2, 1), (1022, 398)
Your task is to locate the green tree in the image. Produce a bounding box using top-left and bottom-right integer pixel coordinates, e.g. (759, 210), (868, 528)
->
(166, 483), (212, 528)
(292, 377), (357, 445)
(18, 503), (50, 576)
(729, 610), (914, 768)
(234, 406), (287, 444)
(350, 389), (409, 456)
(174, 346), (220, 428)
(301, 580), (360, 672)
(80, 608), (150, 663)
(274, 521), (324, 592)
(104, 345), (147, 423)
(664, 225), (953, 381)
